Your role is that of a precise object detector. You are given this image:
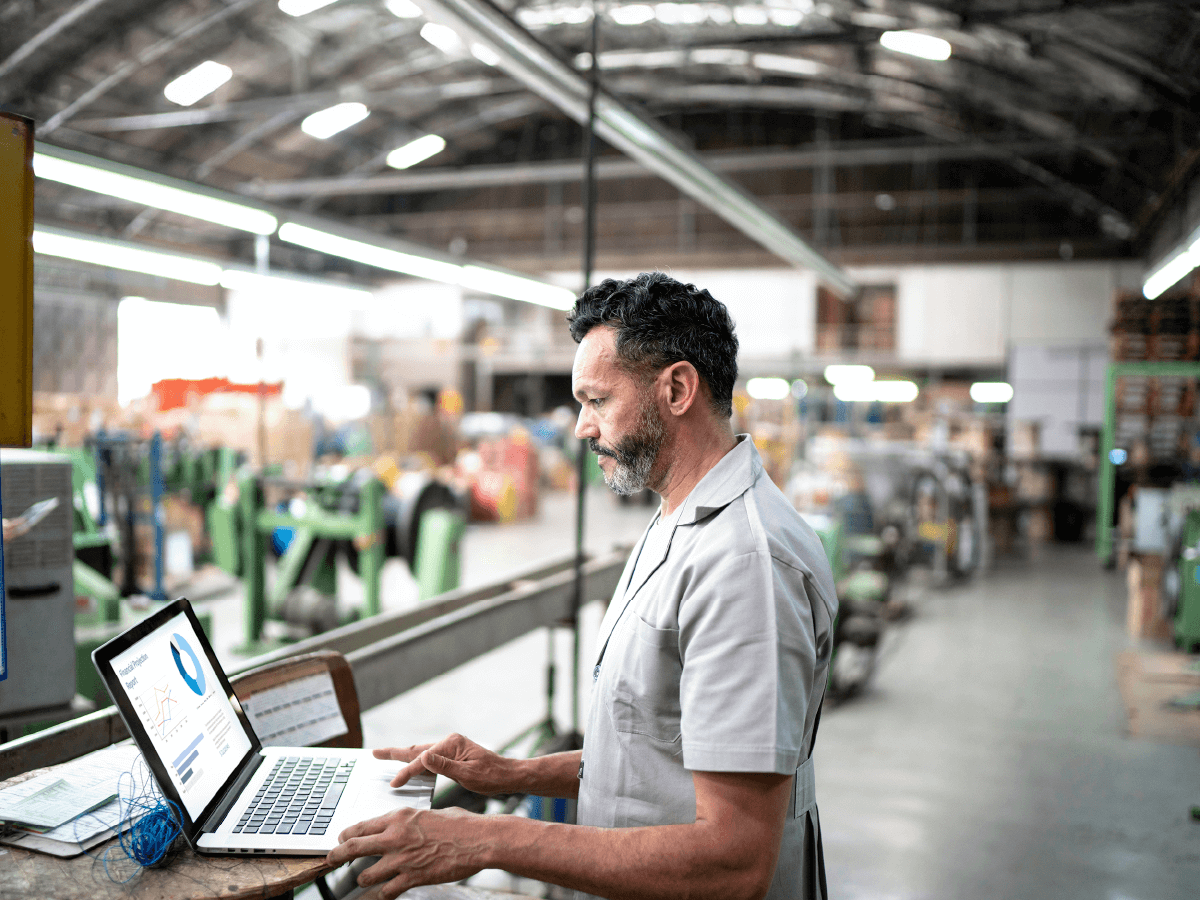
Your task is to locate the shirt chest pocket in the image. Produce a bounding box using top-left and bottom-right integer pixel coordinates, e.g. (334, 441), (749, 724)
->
(609, 613), (682, 743)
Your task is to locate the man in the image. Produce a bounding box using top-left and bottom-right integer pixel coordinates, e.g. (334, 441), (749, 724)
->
(327, 273), (838, 900)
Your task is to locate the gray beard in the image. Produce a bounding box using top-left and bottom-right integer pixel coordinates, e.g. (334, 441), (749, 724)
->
(591, 401), (666, 496)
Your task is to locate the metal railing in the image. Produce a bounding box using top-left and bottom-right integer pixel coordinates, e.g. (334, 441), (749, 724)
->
(0, 548), (628, 780)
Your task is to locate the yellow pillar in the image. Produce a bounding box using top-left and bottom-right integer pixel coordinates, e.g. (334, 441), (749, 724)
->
(0, 113), (34, 448)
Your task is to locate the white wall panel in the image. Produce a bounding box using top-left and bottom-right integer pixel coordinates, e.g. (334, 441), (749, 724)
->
(890, 265), (1007, 364)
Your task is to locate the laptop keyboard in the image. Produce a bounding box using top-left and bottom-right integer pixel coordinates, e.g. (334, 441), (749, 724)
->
(234, 756), (356, 836)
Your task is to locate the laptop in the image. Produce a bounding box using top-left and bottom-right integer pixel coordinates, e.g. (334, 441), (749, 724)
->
(93, 597), (434, 855)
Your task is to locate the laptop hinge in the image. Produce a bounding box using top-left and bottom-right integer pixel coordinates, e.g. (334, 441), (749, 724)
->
(200, 753), (264, 834)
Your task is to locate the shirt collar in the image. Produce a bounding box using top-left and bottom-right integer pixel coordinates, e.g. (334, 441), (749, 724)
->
(675, 433), (762, 526)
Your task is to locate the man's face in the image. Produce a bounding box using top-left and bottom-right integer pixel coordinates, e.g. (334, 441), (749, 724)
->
(572, 326), (666, 496)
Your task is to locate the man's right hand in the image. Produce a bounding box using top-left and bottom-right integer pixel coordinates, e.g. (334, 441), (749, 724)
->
(375, 733), (516, 794)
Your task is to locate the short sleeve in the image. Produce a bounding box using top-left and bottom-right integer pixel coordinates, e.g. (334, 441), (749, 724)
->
(677, 550), (819, 774)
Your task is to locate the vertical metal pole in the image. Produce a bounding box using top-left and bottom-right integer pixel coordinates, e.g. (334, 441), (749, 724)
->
(94, 430), (107, 526)
(1096, 364), (1118, 564)
(240, 470), (265, 646)
(150, 431), (166, 602)
(570, 5), (601, 737)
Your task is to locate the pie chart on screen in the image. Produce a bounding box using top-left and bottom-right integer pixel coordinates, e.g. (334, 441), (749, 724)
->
(171, 632), (206, 696)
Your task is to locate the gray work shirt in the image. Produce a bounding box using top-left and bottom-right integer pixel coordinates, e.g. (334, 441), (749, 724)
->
(576, 436), (838, 900)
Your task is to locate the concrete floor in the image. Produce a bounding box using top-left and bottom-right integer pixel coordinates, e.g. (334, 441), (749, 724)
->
(200, 497), (1200, 898)
(817, 546), (1200, 900)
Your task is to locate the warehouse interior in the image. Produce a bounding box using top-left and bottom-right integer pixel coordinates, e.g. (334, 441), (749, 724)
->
(1, 0), (1199, 897)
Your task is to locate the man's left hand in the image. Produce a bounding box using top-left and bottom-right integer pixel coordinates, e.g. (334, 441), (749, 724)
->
(326, 807), (487, 899)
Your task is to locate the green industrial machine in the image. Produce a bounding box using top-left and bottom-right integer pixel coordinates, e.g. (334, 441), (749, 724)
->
(1174, 508), (1200, 652)
(211, 468), (465, 653)
(1095, 361), (1200, 565)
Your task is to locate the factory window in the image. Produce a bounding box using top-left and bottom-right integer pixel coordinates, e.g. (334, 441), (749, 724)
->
(816, 284), (896, 353)
(117, 297), (225, 406)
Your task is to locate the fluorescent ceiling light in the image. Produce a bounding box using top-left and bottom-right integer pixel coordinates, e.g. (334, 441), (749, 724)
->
(691, 48), (751, 66)
(655, 3), (706, 25)
(385, 0), (422, 16)
(34, 152), (277, 235)
(301, 102), (370, 139)
(279, 222), (463, 283)
(1143, 241), (1199, 300)
(471, 43), (500, 66)
(610, 4), (655, 24)
(34, 229), (223, 285)
(746, 377), (791, 400)
(163, 61), (232, 107)
(704, 4), (733, 24)
(277, 224), (575, 308)
(834, 380), (919, 403)
(279, 0), (338, 15)
(420, 22), (465, 54)
(517, 4), (592, 26)
(823, 364), (875, 385)
(767, 7), (804, 26)
(970, 382), (1014, 404)
(880, 30), (952, 61)
(733, 5), (769, 25)
(386, 134), (446, 169)
(753, 53), (821, 77)
(219, 269), (374, 302)
(458, 265), (576, 310)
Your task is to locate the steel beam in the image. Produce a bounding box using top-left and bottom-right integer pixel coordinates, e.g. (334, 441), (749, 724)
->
(69, 79), (508, 133)
(239, 138), (1065, 199)
(415, 0), (855, 297)
(0, 0), (114, 82)
(42, 0), (270, 134)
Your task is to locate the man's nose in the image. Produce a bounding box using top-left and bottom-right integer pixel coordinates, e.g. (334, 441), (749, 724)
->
(575, 406), (596, 440)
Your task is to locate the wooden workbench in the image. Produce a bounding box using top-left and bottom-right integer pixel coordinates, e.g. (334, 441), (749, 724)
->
(0, 767), (522, 900)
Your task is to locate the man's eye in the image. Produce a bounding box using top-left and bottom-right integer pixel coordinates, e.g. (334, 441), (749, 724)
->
(590, 398), (604, 408)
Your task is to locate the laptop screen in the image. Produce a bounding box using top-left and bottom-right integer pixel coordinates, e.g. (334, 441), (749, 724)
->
(105, 610), (254, 819)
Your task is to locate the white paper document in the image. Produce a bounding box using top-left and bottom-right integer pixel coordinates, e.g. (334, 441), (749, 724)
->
(240, 671), (349, 748)
(0, 742), (147, 857)
(0, 777), (115, 829)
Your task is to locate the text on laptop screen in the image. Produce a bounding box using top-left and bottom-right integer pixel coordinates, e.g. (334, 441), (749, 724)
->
(108, 612), (253, 818)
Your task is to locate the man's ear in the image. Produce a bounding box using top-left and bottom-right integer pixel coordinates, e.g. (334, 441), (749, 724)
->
(662, 361), (701, 417)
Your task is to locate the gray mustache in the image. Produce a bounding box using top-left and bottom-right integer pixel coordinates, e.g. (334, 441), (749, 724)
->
(589, 439), (618, 459)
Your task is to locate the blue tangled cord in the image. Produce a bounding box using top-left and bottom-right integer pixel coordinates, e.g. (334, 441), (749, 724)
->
(80, 757), (183, 883)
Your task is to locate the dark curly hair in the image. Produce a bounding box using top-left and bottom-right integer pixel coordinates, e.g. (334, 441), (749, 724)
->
(567, 272), (738, 418)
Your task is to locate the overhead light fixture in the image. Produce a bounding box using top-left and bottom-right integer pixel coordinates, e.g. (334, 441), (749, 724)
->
(824, 364), (875, 385)
(834, 380), (919, 403)
(610, 4), (655, 24)
(753, 53), (821, 77)
(791, 379), (808, 400)
(746, 377), (791, 400)
(301, 102), (370, 139)
(278, 0), (339, 16)
(33, 228), (223, 285)
(654, 3), (706, 25)
(471, 43), (501, 66)
(163, 61), (232, 107)
(384, 0), (422, 16)
(879, 30), (952, 61)
(279, 222), (463, 283)
(1143, 238), (1200, 300)
(219, 269), (374, 303)
(457, 266), (576, 310)
(517, 4), (592, 27)
(34, 151), (277, 235)
(733, 5), (769, 25)
(970, 382), (1014, 404)
(420, 22), (465, 54)
(386, 134), (446, 170)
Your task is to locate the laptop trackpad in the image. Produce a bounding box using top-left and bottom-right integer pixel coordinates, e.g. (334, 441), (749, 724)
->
(346, 763), (435, 821)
